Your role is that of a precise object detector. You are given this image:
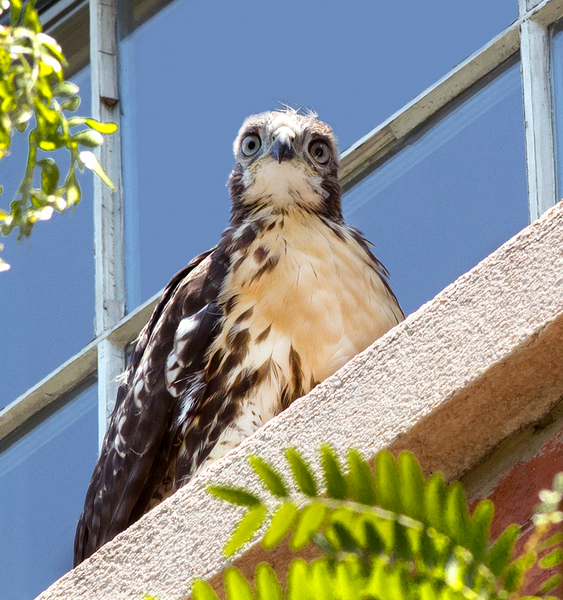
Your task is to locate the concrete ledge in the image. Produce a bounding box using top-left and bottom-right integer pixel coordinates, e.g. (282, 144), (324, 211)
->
(38, 201), (563, 600)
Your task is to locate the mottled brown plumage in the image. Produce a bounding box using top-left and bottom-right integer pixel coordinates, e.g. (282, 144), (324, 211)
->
(74, 108), (404, 566)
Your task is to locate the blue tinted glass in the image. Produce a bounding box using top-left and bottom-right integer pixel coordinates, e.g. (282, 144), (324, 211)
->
(0, 67), (94, 408)
(551, 23), (563, 198)
(0, 381), (98, 600)
(119, 0), (517, 309)
(343, 62), (528, 316)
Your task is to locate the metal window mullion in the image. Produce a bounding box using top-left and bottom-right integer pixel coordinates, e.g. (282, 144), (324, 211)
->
(90, 0), (126, 450)
(520, 17), (558, 221)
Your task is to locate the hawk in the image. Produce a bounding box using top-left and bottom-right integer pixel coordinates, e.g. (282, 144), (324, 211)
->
(74, 108), (404, 566)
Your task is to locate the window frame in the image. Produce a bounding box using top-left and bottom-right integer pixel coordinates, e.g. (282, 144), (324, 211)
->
(0, 0), (560, 453)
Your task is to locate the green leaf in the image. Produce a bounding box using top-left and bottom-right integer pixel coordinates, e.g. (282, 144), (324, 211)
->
(394, 519), (412, 560)
(287, 559), (309, 600)
(79, 151), (116, 189)
(504, 553), (536, 593)
(325, 507), (356, 551)
(538, 532), (563, 552)
(84, 118), (118, 134)
(192, 580), (220, 600)
(331, 521), (359, 553)
(320, 444), (347, 500)
(248, 455), (288, 497)
(38, 158), (59, 195)
(10, 0), (22, 27)
(66, 180), (81, 207)
(22, 0), (42, 34)
(445, 482), (470, 548)
(309, 559), (334, 600)
(469, 499), (494, 561)
(52, 81), (79, 98)
(262, 502), (298, 549)
(425, 473), (446, 532)
(540, 573), (563, 595)
(255, 564), (282, 600)
(375, 450), (400, 512)
(363, 517), (384, 555)
(73, 130), (104, 147)
(290, 502), (328, 551)
(285, 448), (317, 497)
(224, 505), (267, 557)
(540, 548), (563, 569)
(486, 524), (520, 577)
(207, 485), (261, 507)
(61, 96), (81, 112)
(348, 449), (376, 506)
(224, 567), (255, 600)
(38, 139), (57, 151)
(398, 451), (425, 522)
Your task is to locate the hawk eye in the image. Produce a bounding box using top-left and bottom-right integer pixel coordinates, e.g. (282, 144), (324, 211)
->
(241, 134), (261, 157)
(309, 140), (331, 165)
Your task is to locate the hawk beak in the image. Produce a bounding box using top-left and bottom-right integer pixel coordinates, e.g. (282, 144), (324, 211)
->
(270, 127), (295, 164)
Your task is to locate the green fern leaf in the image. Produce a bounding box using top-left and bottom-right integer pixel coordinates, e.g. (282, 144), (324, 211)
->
(321, 444), (347, 500)
(503, 553), (536, 593)
(309, 558), (334, 600)
(334, 559), (361, 600)
(192, 580), (220, 600)
(325, 507), (357, 551)
(331, 521), (360, 553)
(540, 548), (563, 569)
(394, 519), (413, 560)
(375, 450), (401, 512)
(225, 505), (267, 557)
(262, 501), (299, 549)
(255, 564), (283, 600)
(425, 473), (446, 533)
(208, 485), (261, 507)
(540, 573), (563, 595)
(468, 499), (493, 561)
(537, 531), (563, 552)
(363, 517), (385, 555)
(398, 451), (425, 522)
(287, 559), (310, 600)
(486, 523), (520, 577)
(445, 482), (471, 548)
(225, 567), (256, 600)
(248, 455), (288, 497)
(348, 449), (376, 505)
(290, 502), (329, 551)
(285, 448), (318, 497)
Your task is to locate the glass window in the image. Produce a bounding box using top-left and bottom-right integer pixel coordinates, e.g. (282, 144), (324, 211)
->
(343, 61), (528, 316)
(550, 21), (563, 199)
(0, 67), (94, 408)
(0, 381), (98, 600)
(118, 0), (518, 309)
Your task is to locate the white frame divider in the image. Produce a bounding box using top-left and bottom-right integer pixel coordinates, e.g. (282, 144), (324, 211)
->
(90, 0), (126, 448)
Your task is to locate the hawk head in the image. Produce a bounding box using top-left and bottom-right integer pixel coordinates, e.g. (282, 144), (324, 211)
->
(228, 108), (342, 224)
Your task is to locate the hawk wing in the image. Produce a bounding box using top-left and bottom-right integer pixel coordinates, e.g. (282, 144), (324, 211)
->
(74, 244), (230, 566)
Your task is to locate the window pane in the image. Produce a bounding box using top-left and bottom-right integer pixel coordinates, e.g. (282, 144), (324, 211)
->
(0, 381), (98, 600)
(551, 22), (563, 199)
(119, 0), (517, 309)
(0, 67), (94, 407)
(343, 62), (528, 316)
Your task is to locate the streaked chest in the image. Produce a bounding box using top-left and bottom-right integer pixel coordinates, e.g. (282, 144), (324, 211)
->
(219, 213), (400, 404)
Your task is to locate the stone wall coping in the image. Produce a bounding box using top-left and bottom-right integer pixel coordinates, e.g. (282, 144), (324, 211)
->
(37, 200), (563, 600)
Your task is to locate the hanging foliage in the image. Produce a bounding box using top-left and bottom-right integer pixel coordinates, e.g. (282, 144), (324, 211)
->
(0, 0), (117, 271)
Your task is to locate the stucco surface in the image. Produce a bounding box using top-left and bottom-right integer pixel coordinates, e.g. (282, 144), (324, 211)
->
(37, 200), (563, 600)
